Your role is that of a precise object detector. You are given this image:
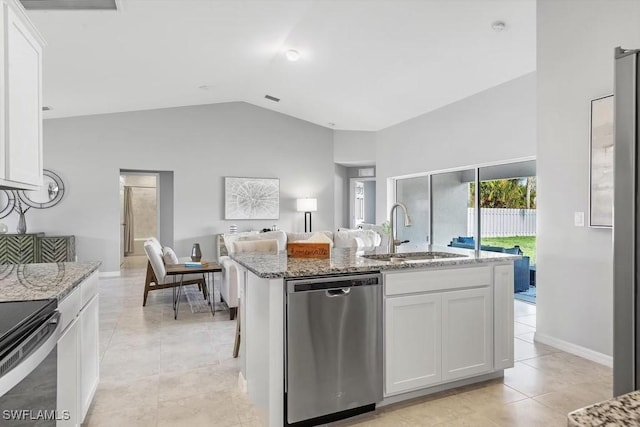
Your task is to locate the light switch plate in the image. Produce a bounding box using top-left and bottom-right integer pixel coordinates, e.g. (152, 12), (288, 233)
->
(574, 211), (585, 227)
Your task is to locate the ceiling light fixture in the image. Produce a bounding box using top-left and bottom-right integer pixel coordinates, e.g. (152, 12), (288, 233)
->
(492, 21), (506, 32)
(285, 49), (301, 62)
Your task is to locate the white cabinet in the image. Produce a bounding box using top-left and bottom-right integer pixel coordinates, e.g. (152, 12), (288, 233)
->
(385, 293), (441, 395)
(494, 264), (514, 369)
(57, 318), (79, 427)
(441, 287), (492, 381)
(79, 294), (99, 421)
(56, 271), (99, 427)
(384, 264), (513, 397)
(0, 0), (44, 189)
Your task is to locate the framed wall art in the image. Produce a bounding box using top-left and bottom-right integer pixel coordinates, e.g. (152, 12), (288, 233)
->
(589, 94), (614, 228)
(224, 177), (280, 220)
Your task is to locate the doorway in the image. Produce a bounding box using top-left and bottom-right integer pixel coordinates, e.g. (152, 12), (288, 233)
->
(350, 178), (376, 229)
(120, 172), (159, 267)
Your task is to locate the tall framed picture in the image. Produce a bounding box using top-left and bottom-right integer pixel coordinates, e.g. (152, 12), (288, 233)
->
(589, 94), (614, 228)
(224, 177), (280, 220)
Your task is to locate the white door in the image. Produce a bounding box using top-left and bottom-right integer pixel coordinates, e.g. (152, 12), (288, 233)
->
(57, 318), (78, 427)
(441, 287), (492, 381)
(385, 293), (442, 395)
(494, 264), (515, 369)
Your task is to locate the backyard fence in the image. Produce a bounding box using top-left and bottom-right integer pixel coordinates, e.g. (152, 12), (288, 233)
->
(467, 208), (537, 237)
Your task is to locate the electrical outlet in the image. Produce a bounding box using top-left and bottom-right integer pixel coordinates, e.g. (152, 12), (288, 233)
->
(574, 211), (585, 227)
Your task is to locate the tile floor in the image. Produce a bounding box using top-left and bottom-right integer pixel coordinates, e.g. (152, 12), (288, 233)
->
(84, 263), (612, 427)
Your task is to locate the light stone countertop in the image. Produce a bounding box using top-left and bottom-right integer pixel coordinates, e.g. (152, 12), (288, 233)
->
(230, 247), (518, 279)
(568, 390), (640, 426)
(0, 261), (101, 302)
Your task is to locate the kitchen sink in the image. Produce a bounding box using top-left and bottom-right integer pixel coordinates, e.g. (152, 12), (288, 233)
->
(360, 251), (467, 262)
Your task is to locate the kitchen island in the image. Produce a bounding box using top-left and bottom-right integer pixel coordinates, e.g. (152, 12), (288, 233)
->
(230, 247), (518, 426)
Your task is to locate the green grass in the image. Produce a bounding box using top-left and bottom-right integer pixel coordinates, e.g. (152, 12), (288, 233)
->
(481, 236), (536, 265)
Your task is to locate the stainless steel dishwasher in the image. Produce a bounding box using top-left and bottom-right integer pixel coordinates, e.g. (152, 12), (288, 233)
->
(285, 273), (382, 426)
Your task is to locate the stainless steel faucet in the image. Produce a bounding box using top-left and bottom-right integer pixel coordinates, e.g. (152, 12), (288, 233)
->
(388, 202), (412, 253)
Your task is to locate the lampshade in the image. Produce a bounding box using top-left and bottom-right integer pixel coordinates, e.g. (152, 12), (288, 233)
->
(296, 198), (317, 212)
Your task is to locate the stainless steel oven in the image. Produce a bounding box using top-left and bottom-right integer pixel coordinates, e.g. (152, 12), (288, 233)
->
(0, 299), (61, 426)
(285, 273), (382, 426)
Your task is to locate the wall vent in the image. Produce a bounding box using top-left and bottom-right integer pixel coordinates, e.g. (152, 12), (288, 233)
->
(20, 0), (118, 10)
(264, 94), (280, 103)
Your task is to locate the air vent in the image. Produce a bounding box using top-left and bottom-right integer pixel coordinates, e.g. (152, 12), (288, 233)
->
(42, 106), (51, 111)
(20, 0), (117, 10)
(264, 94), (280, 103)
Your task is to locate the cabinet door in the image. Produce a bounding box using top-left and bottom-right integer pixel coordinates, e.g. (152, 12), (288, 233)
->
(442, 287), (492, 381)
(494, 264), (514, 369)
(79, 294), (99, 423)
(385, 293), (442, 395)
(57, 318), (79, 427)
(4, 3), (42, 187)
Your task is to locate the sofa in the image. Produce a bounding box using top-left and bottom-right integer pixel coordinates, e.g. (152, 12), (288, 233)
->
(217, 229), (382, 319)
(448, 236), (530, 293)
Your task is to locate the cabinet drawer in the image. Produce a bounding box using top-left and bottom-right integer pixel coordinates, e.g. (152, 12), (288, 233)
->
(81, 271), (99, 307)
(58, 285), (81, 332)
(384, 266), (491, 296)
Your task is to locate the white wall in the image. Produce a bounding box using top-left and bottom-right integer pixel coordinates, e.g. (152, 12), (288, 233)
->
(536, 0), (640, 360)
(8, 102), (334, 272)
(334, 164), (348, 229)
(375, 72), (536, 224)
(333, 130), (376, 165)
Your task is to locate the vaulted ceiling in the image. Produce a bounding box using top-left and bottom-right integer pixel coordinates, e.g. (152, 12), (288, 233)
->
(26, 0), (536, 130)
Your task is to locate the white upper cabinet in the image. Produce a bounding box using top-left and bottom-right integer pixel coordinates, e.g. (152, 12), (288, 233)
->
(0, 0), (44, 189)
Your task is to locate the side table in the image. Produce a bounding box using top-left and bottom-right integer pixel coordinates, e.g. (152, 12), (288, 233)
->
(166, 261), (222, 320)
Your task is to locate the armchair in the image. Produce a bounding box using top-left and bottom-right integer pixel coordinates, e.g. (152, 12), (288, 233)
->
(142, 239), (206, 306)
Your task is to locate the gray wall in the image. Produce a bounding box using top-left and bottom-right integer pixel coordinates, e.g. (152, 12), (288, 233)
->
(375, 72), (536, 224)
(536, 0), (640, 360)
(8, 102), (334, 272)
(334, 130), (376, 165)
(158, 171), (174, 248)
(363, 180), (376, 224)
(334, 164), (348, 229)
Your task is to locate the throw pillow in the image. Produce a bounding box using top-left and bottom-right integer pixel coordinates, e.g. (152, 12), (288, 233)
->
(162, 246), (179, 265)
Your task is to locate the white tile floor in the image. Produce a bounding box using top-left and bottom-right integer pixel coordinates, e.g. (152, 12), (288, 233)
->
(84, 264), (612, 427)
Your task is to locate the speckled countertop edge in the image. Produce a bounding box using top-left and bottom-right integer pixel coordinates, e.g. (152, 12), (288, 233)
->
(231, 248), (518, 279)
(0, 261), (101, 302)
(567, 390), (640, 426)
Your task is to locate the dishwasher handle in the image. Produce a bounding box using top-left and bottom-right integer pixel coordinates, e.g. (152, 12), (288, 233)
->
(287, 273), (381, 293)
(325, 288), (351, 297)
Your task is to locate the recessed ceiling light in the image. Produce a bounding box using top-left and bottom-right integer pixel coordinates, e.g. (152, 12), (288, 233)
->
(492, 21), (506, 32)
(327, 122), (336, 127)
(198, 85), (210, 90)
(285, 49), (301, 62)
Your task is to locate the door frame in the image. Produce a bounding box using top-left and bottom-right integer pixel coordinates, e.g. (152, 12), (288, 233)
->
(349, 177), (376, 229)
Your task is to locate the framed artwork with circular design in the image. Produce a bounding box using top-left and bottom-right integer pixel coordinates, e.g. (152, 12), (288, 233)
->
(17, 169), (65, 209)
(0, 190), (16, 219)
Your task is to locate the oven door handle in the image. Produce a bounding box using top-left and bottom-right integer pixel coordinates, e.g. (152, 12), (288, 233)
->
(0, 311), (60, 397)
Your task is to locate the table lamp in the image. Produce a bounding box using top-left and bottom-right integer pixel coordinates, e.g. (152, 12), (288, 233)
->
(296, 198), (317, 232)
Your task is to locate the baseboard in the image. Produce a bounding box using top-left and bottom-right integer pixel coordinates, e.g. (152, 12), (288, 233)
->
(534, 332), (613, 367)
(99, 271), (121, 278)
(380, 371), (504, 407)
(238, 371), (247, 394)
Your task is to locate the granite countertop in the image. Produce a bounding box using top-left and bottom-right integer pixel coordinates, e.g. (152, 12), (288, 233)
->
(0, 261), (101, 302)
(230, 246), (518, 279)
(568, 390), (640, 426)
